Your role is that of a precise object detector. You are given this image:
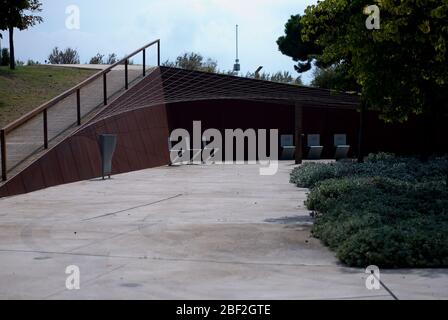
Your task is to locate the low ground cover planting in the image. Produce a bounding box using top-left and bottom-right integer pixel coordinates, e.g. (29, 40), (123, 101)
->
(291, 154), (448, 268)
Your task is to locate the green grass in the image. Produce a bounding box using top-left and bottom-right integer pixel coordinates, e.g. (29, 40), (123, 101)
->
(0, 65), (96, 128)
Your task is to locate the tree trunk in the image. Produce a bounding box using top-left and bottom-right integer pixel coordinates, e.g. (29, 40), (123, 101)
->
(357, 101), (366, 163)
(8, 26), (15, 70)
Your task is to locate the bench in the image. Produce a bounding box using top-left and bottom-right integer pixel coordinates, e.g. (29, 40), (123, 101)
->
(333, 134), (350, 160)
(307, 134), (323, 160)
(280, 134), (296, 160)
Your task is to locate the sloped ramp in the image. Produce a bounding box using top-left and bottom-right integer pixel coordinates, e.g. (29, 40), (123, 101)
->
(0, 67), (360, 198)
(0, 68), (170, 198)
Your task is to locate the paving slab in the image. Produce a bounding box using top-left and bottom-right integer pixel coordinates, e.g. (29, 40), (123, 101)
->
(0, 162), (446, 299)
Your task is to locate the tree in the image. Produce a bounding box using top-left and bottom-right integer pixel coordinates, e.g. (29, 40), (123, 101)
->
(271, 71), (303, 85)
(106, 53), (117, 65)
(48, 47), (80, 64)
(163, 52), (218, 73)
(245, 70), (303, 85)
(26, 59), (39, 65)
(311, 64), (359, 92)
(1, 48), (9, 66)
(175, 52), (203, 70)
(88, 53), (117, 65)
(89, 53), (104, 64)
(277, 14), (321, 73)
(245, 71), (270, 81)
(0, 0), (43, 70)
(281, 0), (448, 123)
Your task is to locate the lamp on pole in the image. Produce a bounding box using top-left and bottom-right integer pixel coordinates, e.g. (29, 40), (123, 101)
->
(233, 24), (240, 74)
(254, 66), (263, 79)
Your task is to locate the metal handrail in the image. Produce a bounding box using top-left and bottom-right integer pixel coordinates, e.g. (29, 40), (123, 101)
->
(1, 39), (161, 181)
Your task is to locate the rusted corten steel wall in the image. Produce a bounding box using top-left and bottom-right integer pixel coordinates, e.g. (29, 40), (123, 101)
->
(0, 104), (170, 198)
(0, 68), (171, 199)
(0, 67), (363, 198)
(1, 65), (446, 199)
(167, 99), (448, 159)
(166, 100), (361, 159)
(9, 67), (447, 198)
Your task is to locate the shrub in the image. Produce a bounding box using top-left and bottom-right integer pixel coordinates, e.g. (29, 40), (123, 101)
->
(1, 48), (10, 66)
(106, 53), (117, 65)
(290, 163), (336, 188)
(337, 222), (448, 268)
(27, 59), (40, 66)
(48, 47), (80, 64)
(88, 53), (118, 65)
(290, 154), (448, 188)
(89, 53), (104, 64)
(365, 152), (397, 163)
(291, 155), (448, 268)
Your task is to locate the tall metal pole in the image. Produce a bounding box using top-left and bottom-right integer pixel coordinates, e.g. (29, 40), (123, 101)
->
(233, 25), (241, 73)
(236, 24), (239, 62)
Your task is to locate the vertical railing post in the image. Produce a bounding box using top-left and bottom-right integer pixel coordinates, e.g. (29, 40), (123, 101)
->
(143, 49), (146, 77)
(76, 88), (81, 126)
(1, 129), (6, 181)
(43, 109), (48, 149)
(103, 73), (108, 106)
(158, 41), (161, 66)
(125, 59), (129, 90)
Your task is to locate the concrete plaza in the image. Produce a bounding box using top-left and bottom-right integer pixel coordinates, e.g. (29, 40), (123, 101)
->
(0, 162), (446, 299)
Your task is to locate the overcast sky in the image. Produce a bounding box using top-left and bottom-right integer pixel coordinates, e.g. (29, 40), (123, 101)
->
(0, 0), (316, 83)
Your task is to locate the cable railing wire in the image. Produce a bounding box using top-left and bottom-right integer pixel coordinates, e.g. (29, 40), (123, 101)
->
(0, 39), (161, 182)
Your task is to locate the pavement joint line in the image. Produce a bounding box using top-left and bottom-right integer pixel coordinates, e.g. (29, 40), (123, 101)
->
(379, 280), (399, 300)
(82, 194), (183, 221)
(0, 248), (346, 268)
(373, 272), (399, 300)
(43, 264), (127, 300)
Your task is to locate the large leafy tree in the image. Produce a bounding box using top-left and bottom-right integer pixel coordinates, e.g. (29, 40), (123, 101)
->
(279, 0), (448, 123)
(0, 0), (43, 70)
(311, 64), (359, 92)
(277, 14), (321, 73)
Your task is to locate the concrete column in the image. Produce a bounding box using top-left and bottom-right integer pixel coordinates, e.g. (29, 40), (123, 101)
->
(294, 103), (303, 164)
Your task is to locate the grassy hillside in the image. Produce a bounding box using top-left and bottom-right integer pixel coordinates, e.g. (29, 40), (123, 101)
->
(0, 66), (96, 128)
